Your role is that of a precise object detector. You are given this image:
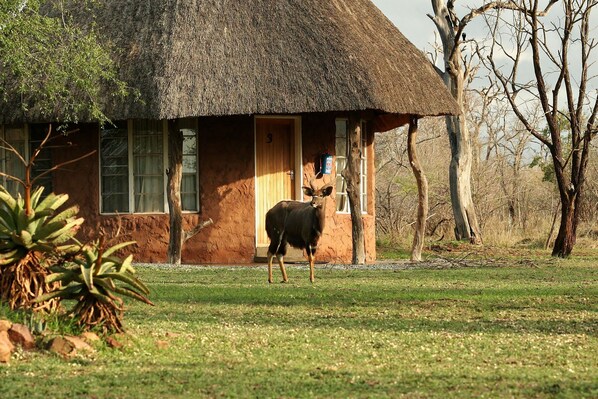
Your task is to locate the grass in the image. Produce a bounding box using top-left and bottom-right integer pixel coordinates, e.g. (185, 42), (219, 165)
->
(0, 255), (597, 398)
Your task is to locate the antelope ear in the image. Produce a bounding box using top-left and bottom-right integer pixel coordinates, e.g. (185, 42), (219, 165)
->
(302, 186), (315, 196)
(321, 185), (333, 197)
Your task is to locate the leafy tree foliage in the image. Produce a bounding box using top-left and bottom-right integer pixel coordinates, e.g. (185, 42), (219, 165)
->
(0, 0), (127, 124)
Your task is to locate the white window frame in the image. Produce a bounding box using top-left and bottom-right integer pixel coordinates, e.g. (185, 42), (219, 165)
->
(335, 118), (368, 214)
(99, 119), (199, 215)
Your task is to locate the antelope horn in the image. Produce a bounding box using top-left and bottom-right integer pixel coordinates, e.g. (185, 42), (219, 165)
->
(309, 175), (318, 190)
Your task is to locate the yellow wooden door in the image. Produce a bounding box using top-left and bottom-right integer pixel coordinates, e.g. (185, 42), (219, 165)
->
(255, 118), (295, 249)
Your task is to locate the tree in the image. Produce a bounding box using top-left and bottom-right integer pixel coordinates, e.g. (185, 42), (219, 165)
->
(485, 0), (597, 257)
(0, 0), (127, 124)
(429, 0), (483, 244)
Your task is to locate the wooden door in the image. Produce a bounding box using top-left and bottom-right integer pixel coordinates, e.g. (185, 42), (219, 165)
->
(255, 118), (296, 250)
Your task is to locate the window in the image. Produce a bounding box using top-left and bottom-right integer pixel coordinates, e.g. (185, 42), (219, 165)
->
(180, 119), (199, 212)
(100, 121), (129, 212)
(335, 118), (367, 214)
(100, 119), (199, 214)
(1, 124), (53, 197)
(1, 125), (27, 196)
(133, 120), (165, 212)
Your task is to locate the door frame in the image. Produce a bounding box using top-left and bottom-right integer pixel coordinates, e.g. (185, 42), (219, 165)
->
(253, 115), (303, 250)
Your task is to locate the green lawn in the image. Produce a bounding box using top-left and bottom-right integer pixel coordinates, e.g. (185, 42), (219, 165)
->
(1, 258), (597, 398)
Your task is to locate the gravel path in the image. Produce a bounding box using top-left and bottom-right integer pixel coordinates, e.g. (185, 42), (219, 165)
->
(133, 258), (472, 272)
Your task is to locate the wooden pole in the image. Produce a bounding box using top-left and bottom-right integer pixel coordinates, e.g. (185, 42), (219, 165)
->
(407, 117), (428, 262)
(341, 117), (365, 264)
(166, 120), (184, 264)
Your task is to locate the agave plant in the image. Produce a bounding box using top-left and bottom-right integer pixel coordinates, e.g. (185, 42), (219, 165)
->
(0, 185), (83, 312)
(37, 239), (154, 333)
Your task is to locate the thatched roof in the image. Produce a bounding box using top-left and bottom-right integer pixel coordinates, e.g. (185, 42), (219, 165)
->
(3, 0), (459, 123)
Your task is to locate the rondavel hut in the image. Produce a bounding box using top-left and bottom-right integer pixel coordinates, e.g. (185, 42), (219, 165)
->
(0, 0), (458, 264)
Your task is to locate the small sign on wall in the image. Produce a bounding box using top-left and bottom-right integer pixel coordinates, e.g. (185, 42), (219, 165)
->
(321, 153), (333, 175)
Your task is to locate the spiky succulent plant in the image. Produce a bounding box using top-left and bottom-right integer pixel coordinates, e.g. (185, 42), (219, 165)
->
(0, 185), (83, 311)
(37, 239), (153, 333)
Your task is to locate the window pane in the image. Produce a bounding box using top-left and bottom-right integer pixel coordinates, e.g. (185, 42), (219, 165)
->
(102, 193), (128, 214)
(134, 154), (163, 174)
(182, 133), (197, 156)
(100, 121), (129, 213)
(133, 120), (163, 212)
(182, 194), (197, 212)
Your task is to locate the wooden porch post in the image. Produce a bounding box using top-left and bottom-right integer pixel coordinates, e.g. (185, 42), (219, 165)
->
(342, 116), (366, 264)
(166, 120), (184, 264)
(408, 116), (428, 262)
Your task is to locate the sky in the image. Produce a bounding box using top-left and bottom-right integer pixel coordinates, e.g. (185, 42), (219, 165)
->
(370, 1), (483, 53)
(369, 0), (597, 96)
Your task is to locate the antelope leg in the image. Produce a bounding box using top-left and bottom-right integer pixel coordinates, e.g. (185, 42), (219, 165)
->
(277, 254), (288, 283)
(308, 252), (315, 283)
(267, 252), (274, 284)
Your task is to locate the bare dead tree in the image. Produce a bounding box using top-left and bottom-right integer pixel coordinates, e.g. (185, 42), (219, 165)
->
(429, 0), (484, 244)
(484, 0), (598, 257)
(427, 0), (564, 246)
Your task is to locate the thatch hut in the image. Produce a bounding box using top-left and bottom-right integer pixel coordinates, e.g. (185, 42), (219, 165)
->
(0, 0), (458, 264)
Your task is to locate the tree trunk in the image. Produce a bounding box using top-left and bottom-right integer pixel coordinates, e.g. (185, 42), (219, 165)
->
(552, 191), (580, 257)
(166, 120), (184, 265)
(545, 202), (560, 250)
(446, 115), (482, 243)
(407, 118), (428, 262)
(430, 0), (482, 244)
(341, 117), (365, 264)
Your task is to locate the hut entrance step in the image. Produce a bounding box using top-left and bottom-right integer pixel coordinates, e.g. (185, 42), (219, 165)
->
(254, 246), (304, 263)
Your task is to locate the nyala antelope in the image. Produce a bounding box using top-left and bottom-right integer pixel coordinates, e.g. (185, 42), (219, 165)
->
(265, 177), (333, 283)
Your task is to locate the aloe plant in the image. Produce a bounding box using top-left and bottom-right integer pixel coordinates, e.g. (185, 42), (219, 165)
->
(0, 185), (83, 312)
(37, 239), (154, 333)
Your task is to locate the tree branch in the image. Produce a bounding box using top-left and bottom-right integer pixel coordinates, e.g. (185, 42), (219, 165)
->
(31, 150), (96, 187)
(183, 218), (214, 243)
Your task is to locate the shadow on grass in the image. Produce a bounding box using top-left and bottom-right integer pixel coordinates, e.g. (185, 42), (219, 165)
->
(126, 283), (597, 336)
(127, 266), (597, 336)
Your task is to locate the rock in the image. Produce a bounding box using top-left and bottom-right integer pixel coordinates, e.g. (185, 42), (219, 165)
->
(0, 331), (14, 363)
(0, 320), (12, 332)
(8, 323), (35, 350)
(80, 332), (101, 344)
(105, 336), (123, 349)
(48, 336), (76, 357)
(63, 336), (94, 353)
(48, 336), (95, 357)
